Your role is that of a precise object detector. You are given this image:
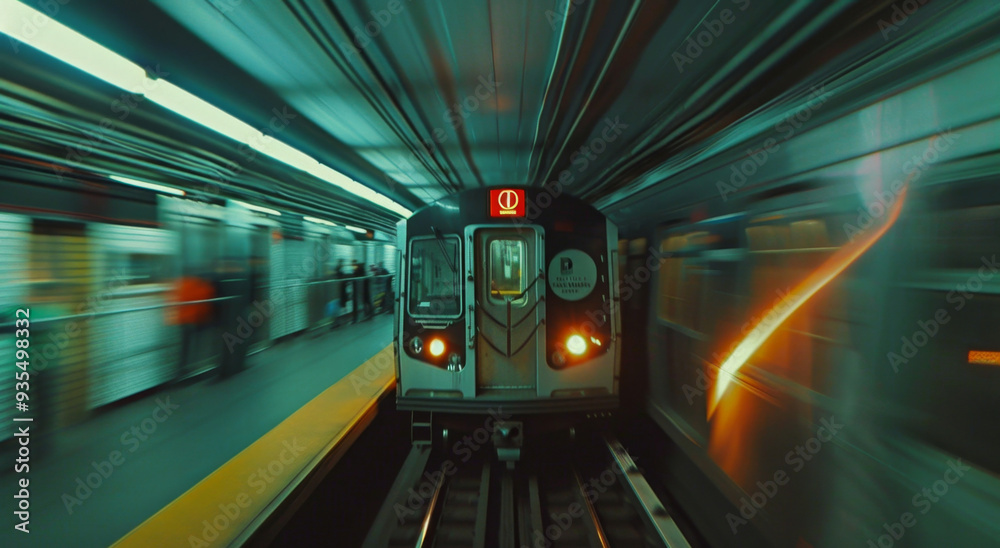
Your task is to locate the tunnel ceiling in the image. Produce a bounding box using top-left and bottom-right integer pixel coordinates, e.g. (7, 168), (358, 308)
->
(8, 0), (903, 225)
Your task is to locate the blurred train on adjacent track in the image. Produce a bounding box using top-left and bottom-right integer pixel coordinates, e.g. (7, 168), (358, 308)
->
(0, 169), (396, 441)
(607, 18), (1000, 547)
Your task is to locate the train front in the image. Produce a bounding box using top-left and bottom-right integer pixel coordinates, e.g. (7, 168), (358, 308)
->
(395, 187), (620, 417)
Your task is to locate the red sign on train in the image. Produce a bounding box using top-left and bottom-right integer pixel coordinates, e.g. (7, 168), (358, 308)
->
(490, 189), (525, 218)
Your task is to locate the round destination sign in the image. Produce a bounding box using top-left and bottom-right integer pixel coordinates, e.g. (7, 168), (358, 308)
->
(547, 249), (597, 301)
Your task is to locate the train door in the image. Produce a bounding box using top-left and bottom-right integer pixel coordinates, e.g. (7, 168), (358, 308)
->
(473, 227), (542, 397)
(178, 217), (223, 378)
(28, 220), (91, 429)
(247, 225), (270, 354)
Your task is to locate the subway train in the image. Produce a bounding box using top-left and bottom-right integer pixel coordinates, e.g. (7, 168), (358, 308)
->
(394, 187), (620, 420)
(0, 170), (396, 442)
(604, 23), (1000, 548)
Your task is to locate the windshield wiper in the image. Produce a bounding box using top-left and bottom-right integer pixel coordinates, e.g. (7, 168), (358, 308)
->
(430, 226), (458, 274)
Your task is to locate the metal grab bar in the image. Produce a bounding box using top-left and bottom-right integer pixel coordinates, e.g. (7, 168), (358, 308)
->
(510, 300), (540, 329)
(476, 326), (507, 356)
(475, 299), (506, 328)
(263, 273), (394, 290)
(476, 298), (539, 331)
(0, 274), (398, 329)
(475, 324), (538, 359)
(508, 324), (540, 357)
(488, 271), (543, 301)
(0, 296), (236, 329)
(475, 271), (544, 358)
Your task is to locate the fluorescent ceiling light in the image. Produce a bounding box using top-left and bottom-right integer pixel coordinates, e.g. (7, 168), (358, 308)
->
(255, 136), (319, 170)
(109, 175), (185, 196)
(233, 200), (281, 216)
(306, 164), (411, 217)
(303, 215), (336, 227)
(0, 0), (147, 91)
(370, 196), (412, 217)
(307, 164), (378, 199)
(345, 225), (367, 234)
(0, 0), (413, 219)
(144, 80), (265, 145)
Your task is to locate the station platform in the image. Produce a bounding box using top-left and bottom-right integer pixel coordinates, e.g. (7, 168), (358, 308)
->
(0, 315), (393, 547)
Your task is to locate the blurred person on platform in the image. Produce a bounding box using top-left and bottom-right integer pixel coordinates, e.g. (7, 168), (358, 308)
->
(323, 259), (342, 330)
(214, 257), (252, 378)
(375, 262), (392, 314)
(334, 259), (348, 321)
(350, 260), (363, 323)
(360, 263), (373, 320)
(167, 272), (215, 380)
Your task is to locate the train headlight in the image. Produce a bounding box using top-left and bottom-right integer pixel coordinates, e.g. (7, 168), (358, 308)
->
(429, 338), (445, 357)
(566, 335), (587, 356)
(448, 352), (461, 370)
(551, 351), (566, 367)
(409, 337), (424, 354)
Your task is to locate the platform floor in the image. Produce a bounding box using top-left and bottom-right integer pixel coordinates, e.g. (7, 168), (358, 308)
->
(0, 315), (393, 547)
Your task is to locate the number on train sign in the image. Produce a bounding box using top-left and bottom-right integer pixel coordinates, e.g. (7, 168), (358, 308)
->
(490, 189), (525, 218)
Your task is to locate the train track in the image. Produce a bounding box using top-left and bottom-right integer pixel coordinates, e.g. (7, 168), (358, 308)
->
(363, 435), (693, 548)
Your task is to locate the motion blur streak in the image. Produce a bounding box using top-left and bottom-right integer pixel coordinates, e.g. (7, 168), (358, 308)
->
(708, 180), (915, 419)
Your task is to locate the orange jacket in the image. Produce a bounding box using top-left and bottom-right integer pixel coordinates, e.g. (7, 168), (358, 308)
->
(167, 277), (215, 325)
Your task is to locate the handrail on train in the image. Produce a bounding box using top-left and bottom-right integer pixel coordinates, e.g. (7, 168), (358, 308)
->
(0, 274), (395, 329)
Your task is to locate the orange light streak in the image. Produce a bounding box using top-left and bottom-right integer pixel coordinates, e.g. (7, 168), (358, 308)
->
(708, 184), (912, 419)
(968, 351), (1000, 366)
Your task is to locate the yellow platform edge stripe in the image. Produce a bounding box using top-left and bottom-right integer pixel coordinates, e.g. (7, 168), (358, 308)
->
(113, 344), (396, 548)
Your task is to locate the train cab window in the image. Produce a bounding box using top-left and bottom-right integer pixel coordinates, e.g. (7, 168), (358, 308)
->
(488, 238), (526, 305)
(408, 235), (461, 317)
